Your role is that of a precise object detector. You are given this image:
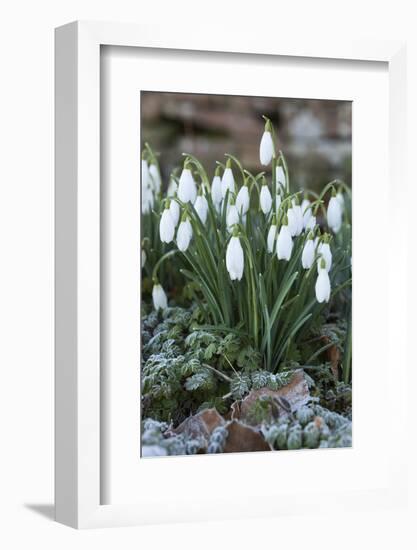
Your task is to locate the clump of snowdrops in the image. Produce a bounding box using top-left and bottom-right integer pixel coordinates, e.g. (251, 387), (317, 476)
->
(142, 117), (351, 375)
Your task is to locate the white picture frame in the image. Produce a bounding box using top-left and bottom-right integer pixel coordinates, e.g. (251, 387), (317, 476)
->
(55, 20), (407, 529)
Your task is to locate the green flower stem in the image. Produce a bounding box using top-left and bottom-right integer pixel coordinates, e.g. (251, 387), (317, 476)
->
(151, 249), (178, 282)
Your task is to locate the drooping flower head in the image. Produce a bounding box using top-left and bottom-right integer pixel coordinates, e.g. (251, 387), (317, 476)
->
(141, 157), (150, 189)
(227, 198), (240, 230)
(301, 231), (315, 269)
(211, 165), (223, 209)
(152, 281), (168, 311)
(236, 179), (250, 215)
(176, 211), (193, 252)
(226, 227), (244, 281)
(149, 162), (161, 194)
(275, 188), (282, 214)
(317, 234), (332, 272)
(169, 196), (180, 227)
(142, 183), (154, 214)
(327, 189), (343, 233)
(194, 190), (208, 224)
(221, 158), (235, 198)
(178, 160), (197, 204)
(301, 197), (316, 231)
(267, 215), (278, 253)
(276, 165), (286, 191)
(291, 195), (303, 236)
(287, 205), (298, 237)
(159, 200), (175, 243)
(336, 191), (345, 211)
(277, 213), (293, 261)
(167, 176), (178, 197)
(141, 155), (154, 214)
(259, 118), (275, 166)
(315, 258), (331, 303)
(260, 179), (272, 215)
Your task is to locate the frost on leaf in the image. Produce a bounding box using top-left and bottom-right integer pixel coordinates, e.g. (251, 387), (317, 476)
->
(237, 369), (310, 427)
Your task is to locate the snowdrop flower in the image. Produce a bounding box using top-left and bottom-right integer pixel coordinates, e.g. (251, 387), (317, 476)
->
(176, 215), (193, 252)
(142, 184), (154, 214)
(211, 169), (223, 209)
(327, 192), (343, 233)
(194, 192), (208, 224)
(178, 163), (197, 204)
(315, 259), (331, 303)
(152, 283), (168, 311)
(259, 119), (275, 166)
(142, 158), (150, 189)
(141, 249), (146, 268)
(167, 177), (178, 197)
(276, 165), (286, 190)
(305, 212), (316, 231)
(301, 198), (315, 230)
(317, 239), (332, 272)
(149, 163), (161, 193)
(221, 159), (235, 198)
(275, 192), (282, 213)
(260, 181), (272, 214)
(287, 206), (298, 237)
(227, 201), (240, 230)
(267, 217), (278, 253)
(292, 197), (303, 235)
(169, 197), (180, 227)
(301, 232), (315, 269)
(226, 230), (244, 281)
(159, 203), (175, 243)
(277, 216), (293, 261)
(236, 183), (250, 215)
(336, 191), (345, 211)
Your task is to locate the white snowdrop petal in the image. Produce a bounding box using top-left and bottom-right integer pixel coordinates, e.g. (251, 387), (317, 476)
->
(149, 164), (161, 193)
(211, 175), (223, 206)
(336, 192), (345, 211)
(159, 209), (175, 243)
(277, 225), (293, 261)
(167, 178), (178, 197)
(141, 160), (150, 189)
(176, 219), (193, 251)
(226, 236), (244, 281)
(275, 194), (282, 212)
(227, 204), (239, 229)
(291, 200), (303, 235)
(287, 208), (298, 237)
(141, 185), (154, 214)
(317, 242), (332, 272)
(267, 225), (277, 253)
(305, 214), (316, 231)
(301, 199), (313, 230)
(259, 131), (274, 166)
(178, 169), (197, 204)
(260, 186), (272, 214)
(169, 200), (180, 226)
(141, 249), (146, 268)
(236, 186), (250, 215)
(315, 269), (331, 303)
(327, 196), (343, 233)
(301, 239), (315, 269)
(194, 195), (208, 224)
(152, 284), (168, 311)
(276, 166), (286, 189)
(221, 168), (235, 198)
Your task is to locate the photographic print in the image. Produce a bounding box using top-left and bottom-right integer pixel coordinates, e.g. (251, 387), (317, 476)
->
(140, 92), (352, 457)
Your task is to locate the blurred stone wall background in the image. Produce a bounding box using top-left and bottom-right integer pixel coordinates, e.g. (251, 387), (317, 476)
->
(141, 92), (351, 194)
